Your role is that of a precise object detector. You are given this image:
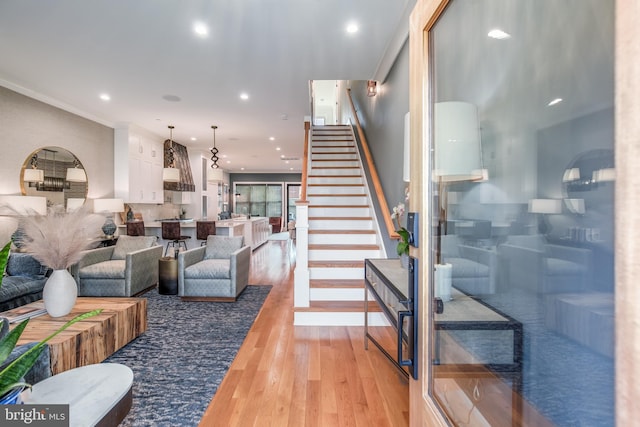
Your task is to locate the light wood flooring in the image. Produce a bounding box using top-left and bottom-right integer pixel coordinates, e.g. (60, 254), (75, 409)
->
(198, 240), (410, 427)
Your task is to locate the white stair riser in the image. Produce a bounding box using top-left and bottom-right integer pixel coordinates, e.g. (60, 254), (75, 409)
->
(309, 249), (382, 261)
(294, 312), (364, 326)
(309, 168), (361, 176)
(310, 268), (363, 280)
(310, 160), (359, 168)
(312, 141), (354, 148)
(309, 206), (370, 216)
(308, 176), (362, 185)
(309, 233), (376, 245)
(310, 288), (364, 301)
(308, 196), (368, 205)
(312, 147), (356, 153)
(312, 153), (358, 160)
(309, 219), (373, 229)
(307, 186), (365, 194)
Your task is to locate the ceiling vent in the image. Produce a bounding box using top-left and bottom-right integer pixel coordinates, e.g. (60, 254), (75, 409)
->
(281, 157), (300, 161)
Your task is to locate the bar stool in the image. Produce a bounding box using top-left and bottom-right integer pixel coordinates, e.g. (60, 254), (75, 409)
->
(161, 222), (191, 256)
(126, 221), (145, 237)
(196, 221), (216, 246)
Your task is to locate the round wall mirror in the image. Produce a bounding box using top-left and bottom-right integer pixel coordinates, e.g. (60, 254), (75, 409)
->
(20, 146), (88, 209)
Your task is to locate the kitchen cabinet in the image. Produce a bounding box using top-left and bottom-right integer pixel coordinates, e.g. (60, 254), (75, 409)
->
(115, 126), (164, 204)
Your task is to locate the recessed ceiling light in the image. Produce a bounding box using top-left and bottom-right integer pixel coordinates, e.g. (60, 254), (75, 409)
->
(285, 161), (289, 164)
(241, 167), (245, 171)
(240, 93), (249, 100)
(280, 154), (285, 158)
(346, 22), (358, 34)
(269, 137), (275, 141)
(276, 147), (281, 151)
(191, 137), (197, 141)
(99, 93), (110, 101)
(193, 22), (208, 37)
(226, 160), (231, 164)
(548, 98), (563, 106)
(290, 167), (293, 171)
(488, 29), (511, 39)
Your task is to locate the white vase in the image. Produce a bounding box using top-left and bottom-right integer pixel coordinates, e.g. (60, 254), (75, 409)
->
(43, 269), (78, 317)
(434, 263), (453, 301)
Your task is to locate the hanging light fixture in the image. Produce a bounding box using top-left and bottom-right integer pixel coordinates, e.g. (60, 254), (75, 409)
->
(23, 153), (44, 183)
(65, 158), (87, 182)
(163, 125), (181, 182)
(207, 125), (224, 182)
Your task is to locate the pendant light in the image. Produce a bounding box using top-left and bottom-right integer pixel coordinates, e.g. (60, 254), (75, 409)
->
(24, 153), (44, 183)
(163, 125), (181, 182)
(207, 125), (224, 182)
(65, 158), (87, 182)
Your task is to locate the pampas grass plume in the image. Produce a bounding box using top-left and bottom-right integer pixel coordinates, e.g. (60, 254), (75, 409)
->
(20, 205), (106, 270)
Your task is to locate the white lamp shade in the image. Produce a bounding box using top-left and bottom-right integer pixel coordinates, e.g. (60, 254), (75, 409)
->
(528, 199), (562, 214)
(23, 168), (44, 183)
(66, 198), (85, 212)
(207, 168), (224, 183)
(66, 167), (87, 182)
(434, 102), (483, 182)
(163, 167), (181, 182)
(0, 196), (47, 215)
(93, 198), (124, 214)
(592, 168), (615, 182)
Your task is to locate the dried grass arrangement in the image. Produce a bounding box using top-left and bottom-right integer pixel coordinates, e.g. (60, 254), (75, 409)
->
(19, 205), (105, 270)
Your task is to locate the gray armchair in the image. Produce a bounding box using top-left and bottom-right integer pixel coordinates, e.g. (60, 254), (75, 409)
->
(178, 235), (251, 301)
(74, 235), (162, 297)
(497, 235), (592, 294)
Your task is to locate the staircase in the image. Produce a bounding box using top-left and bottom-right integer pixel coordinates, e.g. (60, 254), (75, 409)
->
(293, 125), (386, 326)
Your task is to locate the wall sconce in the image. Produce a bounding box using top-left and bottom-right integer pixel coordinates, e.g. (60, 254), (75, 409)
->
(367, 80), (377, 97)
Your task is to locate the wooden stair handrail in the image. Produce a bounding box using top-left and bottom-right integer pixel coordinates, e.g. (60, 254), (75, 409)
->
(346, 88), (400, 240)
(300, 120), (310, 202)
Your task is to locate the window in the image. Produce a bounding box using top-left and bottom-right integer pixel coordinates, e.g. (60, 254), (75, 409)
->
(234, 183), (283, 218)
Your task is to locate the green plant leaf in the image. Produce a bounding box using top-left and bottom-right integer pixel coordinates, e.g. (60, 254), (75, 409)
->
(0, 319), (29, 368)
(0, 309), (102, 397)
(0, 241), (11, 289)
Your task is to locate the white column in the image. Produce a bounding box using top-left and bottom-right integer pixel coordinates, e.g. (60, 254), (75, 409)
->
(294, 200), (310, 307)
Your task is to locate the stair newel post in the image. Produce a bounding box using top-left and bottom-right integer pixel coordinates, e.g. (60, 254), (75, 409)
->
(294, 200), (310, 307)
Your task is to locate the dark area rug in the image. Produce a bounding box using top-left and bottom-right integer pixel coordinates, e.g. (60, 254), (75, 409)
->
(105, 285), (271, 427)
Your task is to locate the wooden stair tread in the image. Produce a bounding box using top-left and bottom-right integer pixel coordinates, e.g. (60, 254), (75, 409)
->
(307, 193), (366, 197)
(307, 183), (364, 187)
(295, 301), (378, 312)
(309, 204), (368, 208)
(310, 279), (364, 288)
(311, 145), (355, 148)
(308, 216), (372, 220)
(309, 244), (379, 250)
(311, 159), (358, 162)
(308, 175), (361, 178)
(309, 229), (375, 234)
(308, 260), (364, 268)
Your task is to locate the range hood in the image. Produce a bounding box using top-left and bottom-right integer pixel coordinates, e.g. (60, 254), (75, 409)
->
(163, 140), (195, 192)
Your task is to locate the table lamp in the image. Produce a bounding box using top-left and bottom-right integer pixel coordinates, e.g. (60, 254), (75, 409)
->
(94, 198), (124, 238)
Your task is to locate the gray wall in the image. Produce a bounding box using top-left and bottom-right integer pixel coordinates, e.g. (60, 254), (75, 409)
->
(0, 86), (114, 199)
(349, 40), (410, 255)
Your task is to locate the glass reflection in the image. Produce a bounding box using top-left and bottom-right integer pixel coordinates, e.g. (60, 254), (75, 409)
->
(429, 0), (614, 426)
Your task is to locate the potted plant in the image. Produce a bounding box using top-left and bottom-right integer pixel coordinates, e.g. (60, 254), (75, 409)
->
(391, 202), (410, 268)
(18, 205), (105, 317)
(0, 241), (101, 403)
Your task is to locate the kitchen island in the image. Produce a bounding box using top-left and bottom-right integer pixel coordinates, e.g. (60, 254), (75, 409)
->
(216, 217), (269, 250)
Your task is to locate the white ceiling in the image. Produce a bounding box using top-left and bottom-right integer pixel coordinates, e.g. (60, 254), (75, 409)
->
(0, 0), (413, 173)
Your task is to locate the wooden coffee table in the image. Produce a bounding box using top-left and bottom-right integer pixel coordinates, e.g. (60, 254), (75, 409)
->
(8, 297), (147, 375)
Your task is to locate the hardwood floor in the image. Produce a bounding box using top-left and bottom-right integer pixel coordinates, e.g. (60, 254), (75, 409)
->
(199, 240), (410, 427)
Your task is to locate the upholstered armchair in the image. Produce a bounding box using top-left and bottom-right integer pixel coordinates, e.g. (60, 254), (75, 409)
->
(440, 234), (497, 295)
(73, 235), (162, 297)
(178, 235), (251, 301)
(497, 235), (592, 294)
